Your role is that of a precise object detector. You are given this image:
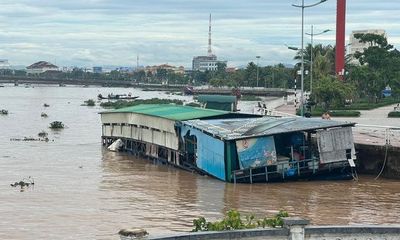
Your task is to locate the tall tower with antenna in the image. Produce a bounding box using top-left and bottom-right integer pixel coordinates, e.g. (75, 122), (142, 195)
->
(207, 14), (213, 56)
(192, 13), (226, 71)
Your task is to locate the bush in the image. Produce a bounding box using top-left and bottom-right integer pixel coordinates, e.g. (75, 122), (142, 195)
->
(49, 121), (64, 129)
(192, 209), (289, 232)
(339, 97), (399, 110)
(297, 108), (360, 117)
(388, 111), (400, 118)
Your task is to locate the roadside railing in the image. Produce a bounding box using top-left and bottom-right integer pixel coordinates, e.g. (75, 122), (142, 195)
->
(232, 157), (324, 184)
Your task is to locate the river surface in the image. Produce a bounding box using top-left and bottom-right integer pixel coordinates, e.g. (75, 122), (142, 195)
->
(0, 85), (399, 240)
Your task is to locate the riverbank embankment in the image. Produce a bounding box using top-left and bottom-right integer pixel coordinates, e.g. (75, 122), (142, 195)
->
(145, 218), (400, 240)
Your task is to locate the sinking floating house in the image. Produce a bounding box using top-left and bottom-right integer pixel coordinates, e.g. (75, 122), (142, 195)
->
(100, 104), (356, 183)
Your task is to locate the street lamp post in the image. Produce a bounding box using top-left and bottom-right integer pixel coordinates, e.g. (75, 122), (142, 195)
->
(305, 25), (331, 95)
(256, 56), (261, 87)
(292, 0), (327, 117)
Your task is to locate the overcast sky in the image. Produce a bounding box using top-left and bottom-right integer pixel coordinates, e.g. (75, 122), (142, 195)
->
(0, 0), (399, 68)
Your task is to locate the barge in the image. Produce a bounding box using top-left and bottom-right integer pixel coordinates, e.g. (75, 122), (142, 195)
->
(100, 104), (356, 183)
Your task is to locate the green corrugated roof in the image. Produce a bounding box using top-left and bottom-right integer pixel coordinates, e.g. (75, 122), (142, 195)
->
(101, 104), (230, 120)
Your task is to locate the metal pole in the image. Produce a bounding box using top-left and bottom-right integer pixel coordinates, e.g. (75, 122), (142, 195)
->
(292, 0), (326, 116)
(310, 25), (314, 95)
(256, 56), (260, 87)
(300, 0), (305, 117)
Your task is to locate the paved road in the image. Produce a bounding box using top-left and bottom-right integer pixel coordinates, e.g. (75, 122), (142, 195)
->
(274, 102), (400, 147)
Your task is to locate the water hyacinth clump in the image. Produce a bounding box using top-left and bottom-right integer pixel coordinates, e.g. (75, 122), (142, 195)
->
(49, 121), (64, 129)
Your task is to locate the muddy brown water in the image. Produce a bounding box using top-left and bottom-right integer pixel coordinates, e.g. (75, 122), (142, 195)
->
(0, 86), (399, 240)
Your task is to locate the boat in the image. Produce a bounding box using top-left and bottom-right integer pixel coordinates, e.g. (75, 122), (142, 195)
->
(100, 104), (357, 184)
(183, 85), (194, 95)
(97, 93), (139, 100)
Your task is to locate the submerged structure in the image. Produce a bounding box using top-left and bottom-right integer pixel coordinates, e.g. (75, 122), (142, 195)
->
(100, 104), (356, 183)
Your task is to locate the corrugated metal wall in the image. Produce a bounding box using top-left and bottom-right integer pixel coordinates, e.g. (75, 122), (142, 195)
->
(180, 125), (226, 181)
(101, 113), (179, 150)
(317, 127), (355, 164)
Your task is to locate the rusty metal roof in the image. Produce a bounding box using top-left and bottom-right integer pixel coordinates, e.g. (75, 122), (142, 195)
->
(182, 117), (355, 140)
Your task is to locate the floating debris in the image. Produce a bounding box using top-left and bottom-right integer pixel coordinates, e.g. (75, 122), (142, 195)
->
(118, 228), (148, 239)
(10, 176), (35, 191)
(1, 109), (8, 115)
(10, 137), (50, 142)
(43, 103), (50, 107)
(49, 121), (64, 129)
(41, 112), (48, 118)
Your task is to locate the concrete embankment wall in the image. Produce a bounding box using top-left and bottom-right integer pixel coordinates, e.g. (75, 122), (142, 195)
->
(355, 143), (400, 179)
(147, 225), (400, 240)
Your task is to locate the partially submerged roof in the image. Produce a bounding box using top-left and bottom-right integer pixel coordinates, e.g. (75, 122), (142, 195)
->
(100, 104), (256, 121)
(182, 117), (355, 140)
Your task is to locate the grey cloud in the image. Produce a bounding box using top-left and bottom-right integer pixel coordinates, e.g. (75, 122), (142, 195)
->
(0, 0), (399, 67)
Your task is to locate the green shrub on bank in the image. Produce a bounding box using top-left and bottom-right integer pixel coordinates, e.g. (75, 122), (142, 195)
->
(388, 111), (400, 118)
(192, 209), (289, 232)
(100, 98), (184, 109)
(338, 97), (398, 110)
(297, 109), (360, 117)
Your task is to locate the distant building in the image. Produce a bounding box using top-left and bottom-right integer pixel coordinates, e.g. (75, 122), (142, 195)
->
(349, 29), (386, 65)
(225, 67), (238, 73)
(145, 64), (185, 75)
(192, 14), (227, 72)
(60, 66), (74, 73)
(0, 59), (10, 69)
(26, 61), (59, 74)
(93, 66), (103, 73)
(192, 55), (226, 72)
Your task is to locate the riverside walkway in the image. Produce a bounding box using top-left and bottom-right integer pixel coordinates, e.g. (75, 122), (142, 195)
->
(273, 101), (400, 147)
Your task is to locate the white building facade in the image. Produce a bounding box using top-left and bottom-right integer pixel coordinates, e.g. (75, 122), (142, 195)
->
(349, 29), (386, 65)
(192, 55), (226, 72)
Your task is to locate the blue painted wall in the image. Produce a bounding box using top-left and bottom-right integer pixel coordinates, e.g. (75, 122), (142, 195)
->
(180, 126), (226, 181)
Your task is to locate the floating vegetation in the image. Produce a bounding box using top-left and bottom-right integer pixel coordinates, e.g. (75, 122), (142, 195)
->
(1, 109), (8, 115)
(49, 121), (64, 129)
(100, 98), (183, 109)
(41, 112), (48, 117)
(83, 99), (95, 106)
(192, 209), (289, 232)
(43, 103), (50, 107)
(10, 176), (35, 191)
(38, 130), (48, 138)
(118, 228), (148, 238)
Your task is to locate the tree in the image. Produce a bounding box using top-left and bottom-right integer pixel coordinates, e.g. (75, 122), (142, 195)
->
(244, 62), (257, 87)
(293, 44), (335, 91)
(350, 33), (400, 99)
(313, 76), (355, 110)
